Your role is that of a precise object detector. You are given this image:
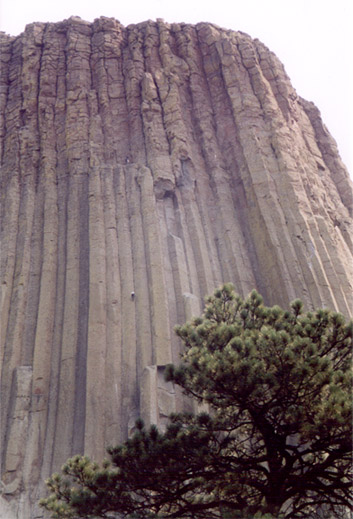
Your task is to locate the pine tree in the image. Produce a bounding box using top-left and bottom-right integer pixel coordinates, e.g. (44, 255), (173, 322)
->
(40, 285), (353, 518)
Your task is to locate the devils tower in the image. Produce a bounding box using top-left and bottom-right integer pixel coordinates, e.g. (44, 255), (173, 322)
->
(0, 16), (352, 518)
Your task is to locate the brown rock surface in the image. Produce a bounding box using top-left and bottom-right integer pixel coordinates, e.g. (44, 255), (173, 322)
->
(0, 17), (352, 517)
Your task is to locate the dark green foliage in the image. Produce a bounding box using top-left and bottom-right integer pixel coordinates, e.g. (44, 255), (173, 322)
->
(40, 285), (353, 518)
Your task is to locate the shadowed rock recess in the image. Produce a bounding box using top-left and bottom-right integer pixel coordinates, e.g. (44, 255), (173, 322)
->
(0, 16), (352, 518)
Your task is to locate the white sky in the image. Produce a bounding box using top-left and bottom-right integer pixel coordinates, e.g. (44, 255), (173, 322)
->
(0, 0), (352, 175)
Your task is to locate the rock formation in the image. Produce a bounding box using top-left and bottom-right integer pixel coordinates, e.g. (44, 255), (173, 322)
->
(0, 16), (352, 518)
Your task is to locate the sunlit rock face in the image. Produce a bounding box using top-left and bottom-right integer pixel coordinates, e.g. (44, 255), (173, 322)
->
(0, 16), (352, 517)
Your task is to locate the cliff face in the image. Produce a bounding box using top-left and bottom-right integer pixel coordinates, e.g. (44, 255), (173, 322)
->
(0, 16), (352, 517)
